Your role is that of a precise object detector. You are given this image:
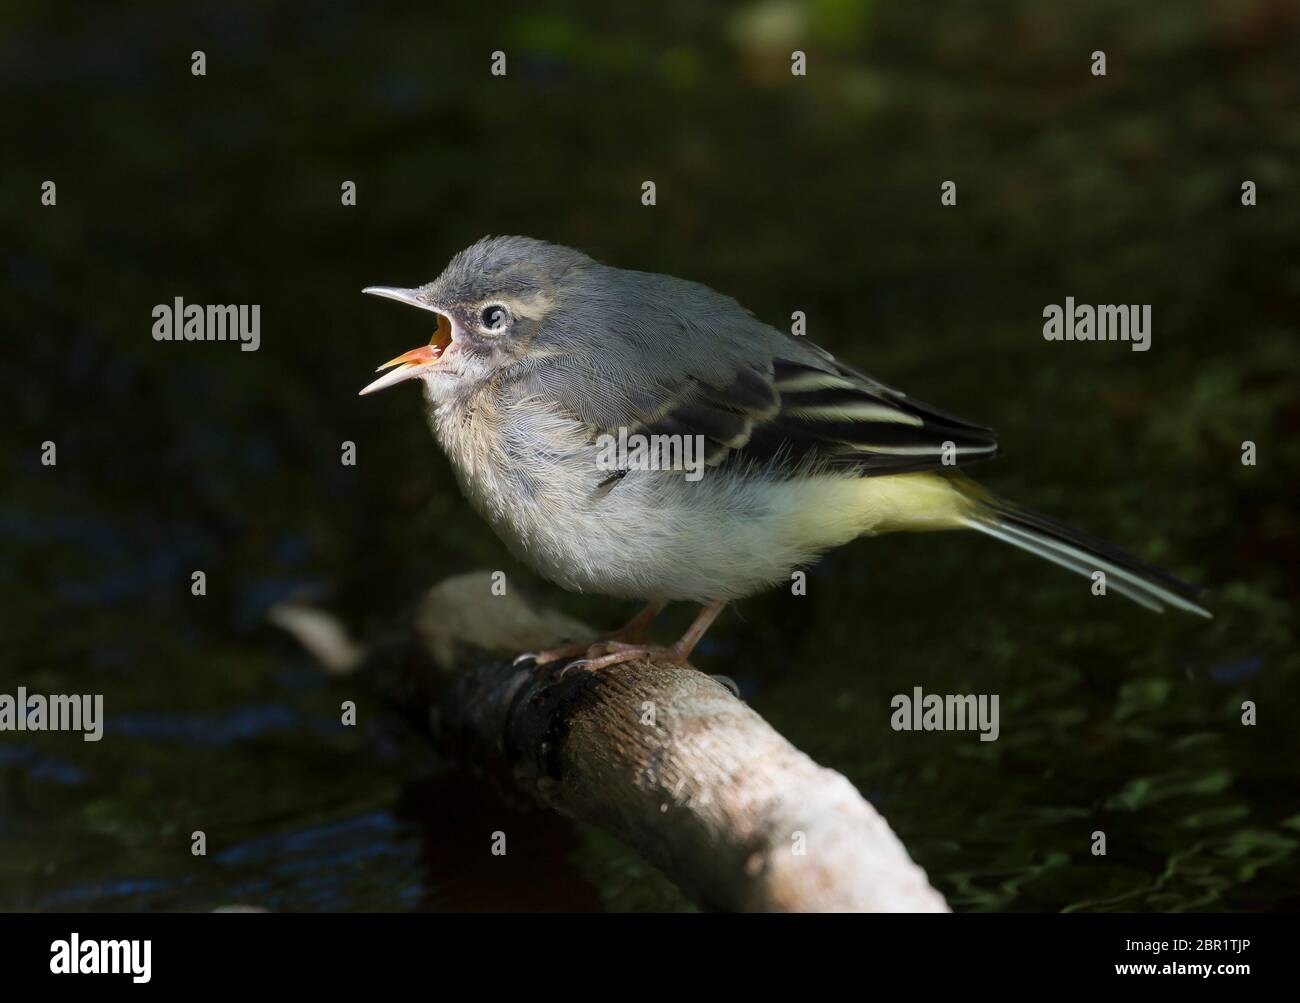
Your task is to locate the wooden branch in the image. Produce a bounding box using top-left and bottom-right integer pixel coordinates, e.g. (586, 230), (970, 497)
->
(368, 571), (949, 913)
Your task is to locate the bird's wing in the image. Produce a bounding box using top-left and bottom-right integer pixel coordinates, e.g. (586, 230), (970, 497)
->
(742, 346), (1000, 475)
(518, 339), (999, 478)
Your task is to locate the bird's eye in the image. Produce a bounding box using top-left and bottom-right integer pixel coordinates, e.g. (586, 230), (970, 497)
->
(480, 304), (510, 332)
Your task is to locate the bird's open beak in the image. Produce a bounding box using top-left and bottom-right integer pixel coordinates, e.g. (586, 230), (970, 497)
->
(359, 286), (454, 396)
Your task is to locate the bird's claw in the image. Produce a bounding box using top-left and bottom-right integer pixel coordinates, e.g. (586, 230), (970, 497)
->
(558, 659), (591, 680)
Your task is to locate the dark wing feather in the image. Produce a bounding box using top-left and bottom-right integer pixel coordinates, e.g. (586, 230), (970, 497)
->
(740, 357), (1000, 475)
(519, 342), (997, 479)
(598, 356), (998, 478)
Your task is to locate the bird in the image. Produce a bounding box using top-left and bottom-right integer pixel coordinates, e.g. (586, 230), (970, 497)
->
(360, 236), (1209, 671)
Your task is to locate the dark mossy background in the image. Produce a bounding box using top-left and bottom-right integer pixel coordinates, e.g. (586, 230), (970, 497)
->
(2, 0), (1297, 911)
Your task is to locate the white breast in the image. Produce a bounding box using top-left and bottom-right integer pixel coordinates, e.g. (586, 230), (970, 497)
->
(427, 389), (965, 603)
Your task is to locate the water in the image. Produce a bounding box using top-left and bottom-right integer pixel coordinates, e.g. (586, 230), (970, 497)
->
(2, 1), (1296, 911)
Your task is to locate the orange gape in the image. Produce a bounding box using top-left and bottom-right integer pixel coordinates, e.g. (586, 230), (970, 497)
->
(431, 313), (453, 353)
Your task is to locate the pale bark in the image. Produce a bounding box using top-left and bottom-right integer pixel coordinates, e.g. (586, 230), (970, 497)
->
(374, 571), (950, 913)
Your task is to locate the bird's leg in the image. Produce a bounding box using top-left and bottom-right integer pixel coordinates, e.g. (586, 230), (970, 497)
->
(516, 600), (667, 667)
(567, 600), (727, 673)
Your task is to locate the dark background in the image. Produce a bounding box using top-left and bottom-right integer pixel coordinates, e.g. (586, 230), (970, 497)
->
(2, 0), (1297, 911)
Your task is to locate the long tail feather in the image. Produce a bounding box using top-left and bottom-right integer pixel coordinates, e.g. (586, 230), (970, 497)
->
(963, 496), (1211, 618)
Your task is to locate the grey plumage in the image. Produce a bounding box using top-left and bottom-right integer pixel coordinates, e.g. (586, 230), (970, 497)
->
(361, 235), (1209, 638)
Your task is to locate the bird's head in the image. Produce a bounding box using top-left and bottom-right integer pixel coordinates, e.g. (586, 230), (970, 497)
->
(359, 235), (593, 399)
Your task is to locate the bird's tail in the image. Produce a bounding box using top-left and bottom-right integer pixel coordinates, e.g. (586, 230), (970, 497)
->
(955, 482), (1211, 618)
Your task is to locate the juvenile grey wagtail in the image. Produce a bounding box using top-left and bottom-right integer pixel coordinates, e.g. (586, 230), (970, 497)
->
(361, 236), (1209, 671)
